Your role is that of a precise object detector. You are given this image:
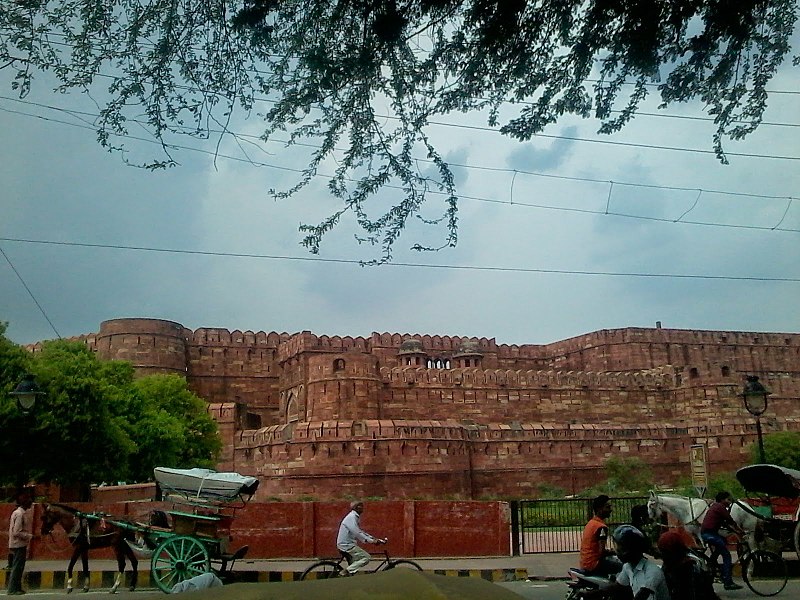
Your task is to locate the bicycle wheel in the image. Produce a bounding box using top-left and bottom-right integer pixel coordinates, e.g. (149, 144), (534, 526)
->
(741, 550), (787, 597)
(793, 521), (800, 562)
(301, 560), (343, 580)
(387, 559), (423, 571)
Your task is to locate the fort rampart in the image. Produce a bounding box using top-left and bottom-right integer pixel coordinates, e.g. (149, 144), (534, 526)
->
(42, 318), (800, 500)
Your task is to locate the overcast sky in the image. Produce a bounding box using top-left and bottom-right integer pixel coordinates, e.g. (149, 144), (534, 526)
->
(1, 30), (799, 347)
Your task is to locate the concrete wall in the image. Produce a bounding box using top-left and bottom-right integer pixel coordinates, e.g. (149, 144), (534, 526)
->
(5, 501), (510, 560)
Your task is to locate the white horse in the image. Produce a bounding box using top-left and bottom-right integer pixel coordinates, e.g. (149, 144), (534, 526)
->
(647, 492), (761, 549)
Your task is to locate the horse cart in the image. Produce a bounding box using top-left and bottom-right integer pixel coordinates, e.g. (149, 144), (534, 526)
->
(41, 467), (258, 593)
(735, 463), (800, 561)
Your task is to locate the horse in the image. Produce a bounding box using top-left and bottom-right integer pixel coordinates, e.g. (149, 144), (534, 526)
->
(40, 503), (139, 594)
(646, 492), (760, 549)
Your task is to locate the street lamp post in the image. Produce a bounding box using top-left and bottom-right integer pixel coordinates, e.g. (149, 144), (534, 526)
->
(8, 375), (43, 490)
(741, 375), (770, 464)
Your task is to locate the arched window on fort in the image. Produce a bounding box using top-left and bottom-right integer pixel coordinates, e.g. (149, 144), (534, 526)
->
(689, 367), (699, 379)
(286, 394), (299, 425)
(426, 358), (433, 368)
(721, 366), (730, 377)
(445, 359), (451, 369)
(333, 358), (345, 372)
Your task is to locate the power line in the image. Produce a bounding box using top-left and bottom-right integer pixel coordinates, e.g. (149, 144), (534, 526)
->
(0, 244), (61, 338)
(1, 102), (798, 234)
(1, 93), (797, 203)
(1, 236), (797, 283)
(4, 45), (800, 159)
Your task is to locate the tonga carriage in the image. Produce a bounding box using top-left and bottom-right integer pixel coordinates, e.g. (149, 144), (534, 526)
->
(115, 467), (258, 592)
(735, 463), (800, 561)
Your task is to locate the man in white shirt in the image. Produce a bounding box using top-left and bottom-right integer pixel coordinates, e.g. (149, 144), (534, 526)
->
(7, 490), (35, 596)
(584, 525), (671, 600)
(336, 501), (385, 575)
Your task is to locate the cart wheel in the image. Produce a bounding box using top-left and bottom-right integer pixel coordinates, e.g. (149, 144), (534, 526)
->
(792, 521), (800, 562)
(151, 535), (211, 593)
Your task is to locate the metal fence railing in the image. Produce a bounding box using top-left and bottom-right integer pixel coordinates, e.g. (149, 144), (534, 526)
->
(514, 496), (648, 554)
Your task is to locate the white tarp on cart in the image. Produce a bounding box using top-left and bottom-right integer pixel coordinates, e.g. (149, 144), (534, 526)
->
(154, 467), (260, 502)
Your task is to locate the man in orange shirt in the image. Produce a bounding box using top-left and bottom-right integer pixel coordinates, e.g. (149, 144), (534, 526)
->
(579, 494), (621, 576)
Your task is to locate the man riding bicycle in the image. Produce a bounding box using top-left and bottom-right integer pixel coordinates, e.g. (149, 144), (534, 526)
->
(700, 491), (744, 591)
(336, 501), (386, 575)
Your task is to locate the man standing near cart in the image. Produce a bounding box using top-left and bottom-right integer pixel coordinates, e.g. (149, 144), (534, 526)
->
(7, 490), (35, 596)
(336, 501), (386, 575)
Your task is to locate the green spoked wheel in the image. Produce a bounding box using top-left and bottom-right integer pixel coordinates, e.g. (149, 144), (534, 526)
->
(150, 535), (211, 593)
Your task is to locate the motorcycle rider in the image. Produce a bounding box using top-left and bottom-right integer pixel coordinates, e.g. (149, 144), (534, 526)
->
(582, 525), (670, 600)
(579, 495), (622, 576)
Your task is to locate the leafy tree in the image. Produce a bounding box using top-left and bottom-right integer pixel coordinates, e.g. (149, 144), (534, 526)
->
(750, 431), (800, 469)
(0, 322), (34, 489)
(0, 321), (31, 399)
(116, 374), (222, 481)
(0, 331), (221, 496)
(18, 340), (136, 497)
(1, 1), (795, 261)
(580, 455), (654, 496)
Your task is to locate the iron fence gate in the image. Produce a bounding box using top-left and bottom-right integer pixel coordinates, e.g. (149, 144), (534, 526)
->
(513, 496), (648, 554)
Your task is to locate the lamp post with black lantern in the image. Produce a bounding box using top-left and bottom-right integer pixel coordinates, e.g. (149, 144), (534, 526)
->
(741, 375), (770, 464)
(8, 375), (43, 491)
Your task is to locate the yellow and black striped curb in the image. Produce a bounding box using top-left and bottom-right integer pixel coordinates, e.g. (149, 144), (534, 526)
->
(2, 568), (529, 590)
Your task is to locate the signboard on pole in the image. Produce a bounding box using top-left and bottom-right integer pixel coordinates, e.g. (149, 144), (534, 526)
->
(690, 444), (708, 498)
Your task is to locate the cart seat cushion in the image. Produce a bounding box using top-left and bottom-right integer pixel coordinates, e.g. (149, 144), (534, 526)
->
(150, 510), (170, 528)
(222, 545), (249, 562)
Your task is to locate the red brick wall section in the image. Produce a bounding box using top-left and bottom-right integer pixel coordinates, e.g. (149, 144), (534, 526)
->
(11, 501), (509, 560)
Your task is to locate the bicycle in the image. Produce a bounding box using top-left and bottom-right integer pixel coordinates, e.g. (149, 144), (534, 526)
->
(300, 547), (423, 580)
(689, 533), (787, 597)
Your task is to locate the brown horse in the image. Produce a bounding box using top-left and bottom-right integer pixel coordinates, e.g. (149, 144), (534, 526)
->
(40, 503), (139, 593)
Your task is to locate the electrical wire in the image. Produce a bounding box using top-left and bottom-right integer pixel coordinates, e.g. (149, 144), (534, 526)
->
(0, 245), (62, 339)
(1, 102), (798, 234)
(0, 237), (797, 283)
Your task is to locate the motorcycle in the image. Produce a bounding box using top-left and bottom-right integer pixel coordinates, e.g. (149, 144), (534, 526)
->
(565, 567), (616, 599)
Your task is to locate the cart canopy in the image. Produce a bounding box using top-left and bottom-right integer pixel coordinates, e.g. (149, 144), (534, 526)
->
(154, 467), (259, 503)
(736, 464), (800, 499)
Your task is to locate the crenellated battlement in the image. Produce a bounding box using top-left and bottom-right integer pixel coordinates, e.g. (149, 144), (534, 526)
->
(60, 318), (800, 500)
(379, 366), (676, 389)
(190, 327), (288, 347)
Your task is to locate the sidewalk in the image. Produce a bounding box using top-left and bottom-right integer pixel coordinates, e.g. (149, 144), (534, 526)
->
(2, 554), (577, 590)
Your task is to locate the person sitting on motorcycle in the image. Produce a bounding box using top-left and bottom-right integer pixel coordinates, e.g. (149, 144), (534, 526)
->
(582, 525), (671, 600)
(657, 530), (720, 600)
(579, 495), (622, 576)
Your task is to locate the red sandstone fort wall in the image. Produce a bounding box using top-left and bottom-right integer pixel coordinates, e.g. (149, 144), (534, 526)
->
(227, 416), (799, 501)
(63, 318), (800, 500)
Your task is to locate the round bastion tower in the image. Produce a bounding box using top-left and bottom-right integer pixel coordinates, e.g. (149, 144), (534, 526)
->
(95, 318), (190, 376)
(304, 352), (382, 421)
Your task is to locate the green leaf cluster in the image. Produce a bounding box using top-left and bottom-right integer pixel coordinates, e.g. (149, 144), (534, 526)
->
(0, 328), (221, 491)
(749, 431), (800, 470)
(1, 1), (795, 261)
(582, 455), (655, 496)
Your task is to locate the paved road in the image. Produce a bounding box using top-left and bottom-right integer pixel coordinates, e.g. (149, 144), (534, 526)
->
(499, 578), (800, 599)
(15, 579), (800, 599)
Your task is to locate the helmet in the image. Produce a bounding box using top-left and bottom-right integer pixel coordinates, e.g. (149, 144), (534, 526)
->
(612, 525), (646, 550)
